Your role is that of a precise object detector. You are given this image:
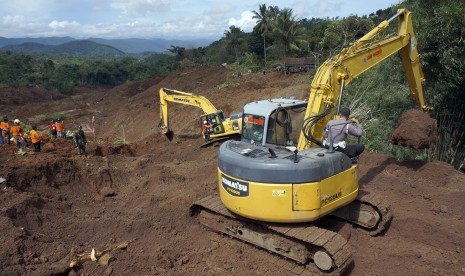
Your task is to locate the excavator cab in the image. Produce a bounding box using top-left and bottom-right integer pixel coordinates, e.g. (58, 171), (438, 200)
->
(241, 99), (307, 146)
(200, 112), (226, 136)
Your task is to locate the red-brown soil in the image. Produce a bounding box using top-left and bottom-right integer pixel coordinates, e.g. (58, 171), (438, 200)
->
(0, 66), (464, 276)
(391, 109), (437, 149)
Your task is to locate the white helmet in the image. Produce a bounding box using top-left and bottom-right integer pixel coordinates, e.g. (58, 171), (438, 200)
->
(14, 119), (20, 124)
(203, 120), (208, 124)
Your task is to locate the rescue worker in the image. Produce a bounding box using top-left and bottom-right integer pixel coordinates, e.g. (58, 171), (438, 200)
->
(0, 116), (10, 144)
(49, 120), (57, 139)
(10, 119), (26, 152)
(29, 125), (41, 152)
(56, 118), (64, 138)
(202, 120), (212, 142)
(323, 107), (365, 159)
(74, 126), (87, 156)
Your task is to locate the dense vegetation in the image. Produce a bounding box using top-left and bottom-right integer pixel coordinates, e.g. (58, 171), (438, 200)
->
(1, 40), (124, 57)
(0, 0), (463, 171)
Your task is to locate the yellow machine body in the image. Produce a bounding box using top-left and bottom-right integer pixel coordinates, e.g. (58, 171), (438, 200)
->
(216, 9), (429, 223)
(218, 165), (358, 223)
(159, 88), (242, 141)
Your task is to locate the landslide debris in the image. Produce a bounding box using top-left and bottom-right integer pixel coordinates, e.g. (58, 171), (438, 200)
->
(391, 109), (437, 149)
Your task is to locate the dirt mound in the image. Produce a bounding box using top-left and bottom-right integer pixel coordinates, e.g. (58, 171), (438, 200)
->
(391, 108), (437, 149)
(1, 67), (464, 276)
(0, 86), (65, 106)
(95, 144), (135, 157)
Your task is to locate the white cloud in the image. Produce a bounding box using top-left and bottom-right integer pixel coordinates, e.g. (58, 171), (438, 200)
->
(49, 20), (80, 30)
(303, 0), (342, 17)
(2, 15), (27, 25)
(0, 0), (400, 39)
(111, 0), (172, 17)
(228, 11), (255, 32)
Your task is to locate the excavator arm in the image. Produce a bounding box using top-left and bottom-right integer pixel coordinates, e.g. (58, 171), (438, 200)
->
(159, 88), (219, 135)
(298, 9), (430, 150)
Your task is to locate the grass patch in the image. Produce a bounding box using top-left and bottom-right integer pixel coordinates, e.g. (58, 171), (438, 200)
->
(112, 136), (126, 145)
(217, 82), (240, 90)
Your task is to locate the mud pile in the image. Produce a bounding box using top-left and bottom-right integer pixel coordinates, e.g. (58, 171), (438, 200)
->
(391, 109), (437, 149)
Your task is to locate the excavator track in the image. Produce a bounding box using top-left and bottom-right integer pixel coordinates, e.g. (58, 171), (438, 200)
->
(200, 136), (233, 148)
(329, 191), (393, 236)
(190, 195), (353, 275)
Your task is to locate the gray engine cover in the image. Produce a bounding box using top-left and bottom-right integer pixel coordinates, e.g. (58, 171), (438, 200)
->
(218, 140), (352, 184)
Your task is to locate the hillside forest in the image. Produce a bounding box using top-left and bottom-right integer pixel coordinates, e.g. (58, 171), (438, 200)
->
(0, 0), (463, 172)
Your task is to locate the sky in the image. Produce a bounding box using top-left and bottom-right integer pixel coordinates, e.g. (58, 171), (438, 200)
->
(0, 0), (402, 40)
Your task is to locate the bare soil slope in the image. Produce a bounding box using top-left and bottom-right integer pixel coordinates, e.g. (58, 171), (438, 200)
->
(0, 66), (464, 276)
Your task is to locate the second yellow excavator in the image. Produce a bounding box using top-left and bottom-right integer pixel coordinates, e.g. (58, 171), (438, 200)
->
(158, 88), (242, 145)
(191, 8), (430, 274)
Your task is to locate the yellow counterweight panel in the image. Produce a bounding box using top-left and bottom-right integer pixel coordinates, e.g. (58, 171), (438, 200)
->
(306, 165), (358, 218)
(218, 165), (359, 223)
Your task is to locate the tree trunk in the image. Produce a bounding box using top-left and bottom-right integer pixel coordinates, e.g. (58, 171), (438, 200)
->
(263, 35), (267, 72)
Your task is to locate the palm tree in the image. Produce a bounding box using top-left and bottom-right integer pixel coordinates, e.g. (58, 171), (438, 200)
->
(271, 8), (306, 61)
(224, 25), (245, 61)
(252, 4), (280, 72)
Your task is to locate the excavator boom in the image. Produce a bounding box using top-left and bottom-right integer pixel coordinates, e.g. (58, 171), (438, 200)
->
(298, 9), (430, 150)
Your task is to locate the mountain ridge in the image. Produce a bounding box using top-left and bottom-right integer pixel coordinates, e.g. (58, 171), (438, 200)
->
(0, 36), (213, 54)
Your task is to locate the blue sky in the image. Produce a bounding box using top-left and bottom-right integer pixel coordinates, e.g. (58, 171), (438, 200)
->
(0, 0), (402, 40)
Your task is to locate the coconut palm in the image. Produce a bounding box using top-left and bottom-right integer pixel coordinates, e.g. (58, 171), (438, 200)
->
(224, 25), (245, 61)
(252, 4), (279, 72)
(271, 8), (306, 61)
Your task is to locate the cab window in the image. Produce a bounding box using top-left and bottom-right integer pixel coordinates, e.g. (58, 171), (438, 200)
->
(242, 114), (265, 143)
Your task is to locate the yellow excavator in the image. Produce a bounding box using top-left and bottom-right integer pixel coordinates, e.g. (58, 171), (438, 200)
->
(191, 9), (429, 274)
(158, 88), (242, 145)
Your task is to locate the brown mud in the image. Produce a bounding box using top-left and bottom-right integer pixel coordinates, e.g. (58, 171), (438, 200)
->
(391, 108), (437, 149)
(0, 66), (464, 276)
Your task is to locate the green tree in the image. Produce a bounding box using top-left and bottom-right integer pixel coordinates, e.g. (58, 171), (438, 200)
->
(320, 16), (374, 56)
(271, 8), (306, 60)
(252, 4), (279, 71)
(404, 0), (465, 171)
(223, 25), (246, 61)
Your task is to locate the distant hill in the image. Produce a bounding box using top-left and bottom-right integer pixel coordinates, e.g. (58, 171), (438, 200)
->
(1, 40), (124, 57)
(0, 37), (75, 48)
(0, 36), (214, 54)
(89, 38), (213, 53)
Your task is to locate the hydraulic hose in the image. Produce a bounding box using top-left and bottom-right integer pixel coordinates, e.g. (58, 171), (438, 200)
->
(301, 104), (331, 147)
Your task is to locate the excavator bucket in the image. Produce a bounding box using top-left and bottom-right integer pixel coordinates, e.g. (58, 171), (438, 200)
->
(164, 130), (174, 141)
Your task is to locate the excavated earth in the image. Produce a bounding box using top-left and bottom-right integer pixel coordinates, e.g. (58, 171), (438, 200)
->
(391, 109), (438, 149)
(0, 66), (464, 276)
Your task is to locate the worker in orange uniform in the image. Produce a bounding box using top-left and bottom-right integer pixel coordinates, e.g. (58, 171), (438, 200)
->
(56, 118), (64, 138)
(10, 119), (26, 152)
(0, 116), (10, 144)
(49, 120), (57, 139)
(202, 120), (212, 142)
(29, 125), (41, 152)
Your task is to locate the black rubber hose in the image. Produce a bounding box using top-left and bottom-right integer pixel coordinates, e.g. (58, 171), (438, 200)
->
(302, 104), (331, 147)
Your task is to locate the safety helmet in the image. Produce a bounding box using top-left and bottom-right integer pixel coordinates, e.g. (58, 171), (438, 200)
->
(14, 119), (20, 124)
(203, 120), (208, 124)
